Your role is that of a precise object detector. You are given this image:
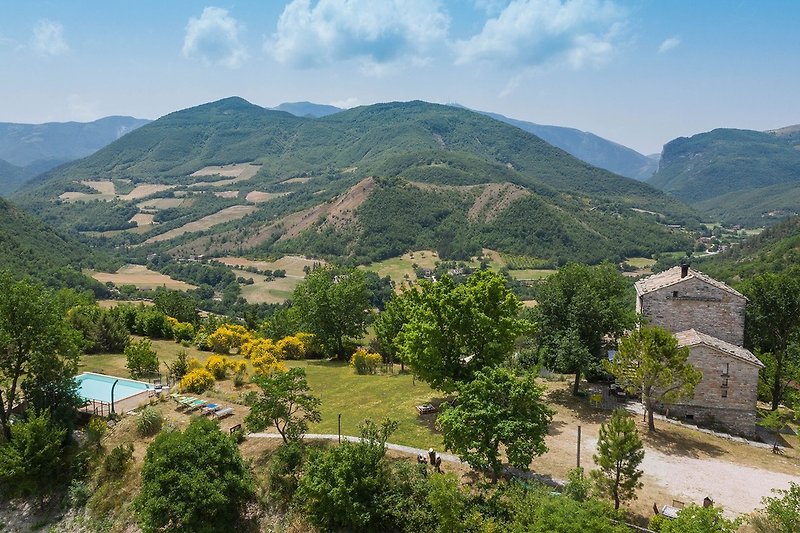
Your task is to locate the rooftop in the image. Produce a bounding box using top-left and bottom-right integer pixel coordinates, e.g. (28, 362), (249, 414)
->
(635, 265), (746, 300)
(675, 329), (764, 368)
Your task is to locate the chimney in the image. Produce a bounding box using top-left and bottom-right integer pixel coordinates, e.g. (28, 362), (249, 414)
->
(680, 262), (689, 278)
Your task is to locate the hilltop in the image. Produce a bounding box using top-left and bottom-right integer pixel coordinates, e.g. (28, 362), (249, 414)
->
(15, 98), (698, 266)
(647, 127), (800, 226)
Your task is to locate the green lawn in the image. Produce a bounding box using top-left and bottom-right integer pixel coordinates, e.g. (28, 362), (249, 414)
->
(286, 360), (445, 449)
(623, 257), (656, 269)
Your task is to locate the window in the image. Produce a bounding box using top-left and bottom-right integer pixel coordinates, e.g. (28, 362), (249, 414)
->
(722, 388), (728, 398)
(685, 414), (694, 420)
(722, 362), (730, 376)
(672, 291), (679, 298)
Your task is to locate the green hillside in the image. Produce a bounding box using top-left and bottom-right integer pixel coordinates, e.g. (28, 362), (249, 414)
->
(647, 128), (800, 225)
(694, 215), (800, 282)
(15, 98), (699, 265)
(0, 197), (113, 294)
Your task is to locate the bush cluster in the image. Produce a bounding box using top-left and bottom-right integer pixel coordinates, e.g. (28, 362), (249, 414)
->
(181, 368), (215, 393)
(350, 348), (383, 375)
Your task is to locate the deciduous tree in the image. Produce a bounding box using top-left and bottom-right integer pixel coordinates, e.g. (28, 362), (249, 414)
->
(398, 270), (530, 392)
(245, 367), (321, 443)
(133, 417), (254, 533)
(741, 272), (800, 410)
(534, 262), (634, 395)
(438, 367), (553, 482)
(0, 409), (67, 496)
(606, 325), (702, 432)
(591, 409), (644, 510)
(124, 338), (159, 378)
(0, 274), (82, 439)
(752, 482), (800, 533)
(292, 266), (372, 358)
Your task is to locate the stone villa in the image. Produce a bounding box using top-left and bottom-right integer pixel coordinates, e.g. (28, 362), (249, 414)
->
(635, 264), (763, 436)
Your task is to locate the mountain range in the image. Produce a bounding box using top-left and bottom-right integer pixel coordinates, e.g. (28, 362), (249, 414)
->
(647, 127), (800, 226)
(0, 116), (150, 195)
(13, 97), (697, 266)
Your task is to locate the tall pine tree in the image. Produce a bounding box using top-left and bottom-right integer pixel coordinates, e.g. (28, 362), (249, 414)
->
(591, 409), (645, 510)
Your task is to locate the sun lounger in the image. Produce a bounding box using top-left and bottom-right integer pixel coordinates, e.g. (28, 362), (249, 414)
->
(416, 404), (437, 415)
(202, 403), (221, 414)
(213, 407), (234, 419)
(186, 399), (208, 410)
(176, 396), (198, 407)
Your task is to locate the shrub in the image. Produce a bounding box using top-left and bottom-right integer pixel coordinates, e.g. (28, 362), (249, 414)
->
(563, 467), (592, 501)
(0, 409), (67, 496)
(187, 356), (202, 371)
(171, 321), (195, 343)
(181, 368), (215, 393)
(233, 370), (247, 388)
(252, 352), (287, 378)
(207, 324), (251, 354)
(240, 337), (278, 360)
(85, 416), (107, 448)
(125, 338), (159, 378)
(277, 335), (307, 360)
(134, 308), (173, 339)
(205, 355), (230, 380)
(137, 407), (164, 437)
(266, 442), (307, 506)
(349, 348), (382, 375)
(69, 479), (92, 507)
(97, 442), (134, 483)
(172, 350), (189, 380)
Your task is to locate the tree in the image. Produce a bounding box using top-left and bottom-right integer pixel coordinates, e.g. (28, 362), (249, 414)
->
(438, 367), (553, 482)
(606, 325), (702, 432)
(757, 409), (788, 453)
(133, 417), (254, 533)
(0, 274), (82, 440)
(741, 273), (800, 410)
(296, 419), (397, 531)
(534, 262), (634, 395)
(0, 409), (67, 496)
(153, 288), (198, 324)
(374, 291), (411, 369)
(752, 482), (800, 533)
(245, 368), (321, 443)
(591, 409), (644, 510)
(125, 338), (159, 378)
(651, 504), (743, 533)
(398, 270), (530, 392)
(292, 266), (372, 358)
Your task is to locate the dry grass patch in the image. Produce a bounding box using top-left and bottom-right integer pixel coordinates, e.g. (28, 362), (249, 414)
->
(80, 179), (116, 195)
(280, 176), (312, 184)
(120, 184), (176, 200)
(144, 205), (256, 244)
(89, 264), (196, 290)
(129, 212), (155, 226)
(137, 197), (187, 210)
(189, 163), (260, 187)
(214, 190), (239, 199)
(245, 190), (289, 203)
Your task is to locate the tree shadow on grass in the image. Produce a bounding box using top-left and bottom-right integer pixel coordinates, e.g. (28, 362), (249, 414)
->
(546, 387), (613, 425)
(640, 426), (726, 459)
(547, 419), (568, 436)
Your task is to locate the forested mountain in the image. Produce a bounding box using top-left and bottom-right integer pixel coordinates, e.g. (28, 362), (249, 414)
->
(0, 116), (150, 195)
(473, 109), (659, 181)
(15, 97), (699, 266)
(694, 215), (800, 282)
(647, 128), (800, 226)
(0, 196), (112, 293)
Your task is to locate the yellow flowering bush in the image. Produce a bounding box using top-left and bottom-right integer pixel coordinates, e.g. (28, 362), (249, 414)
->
(187, 357), (202, 371)
(180, 368), (215, 393)
(277, 335), (307, 360)
(252, 351), (287, 378)
(204, 355), (230, 380)
(349, 348), (383, 375)
(241, 338), (278, 360)
(207, 324), (252, 354)
(232, 360), (248, 374)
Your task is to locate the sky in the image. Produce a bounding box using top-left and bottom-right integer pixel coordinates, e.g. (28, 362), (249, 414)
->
(1, 0), (798, 155)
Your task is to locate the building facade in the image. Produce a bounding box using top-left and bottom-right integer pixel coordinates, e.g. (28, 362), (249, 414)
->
(635, 265), (763, 437)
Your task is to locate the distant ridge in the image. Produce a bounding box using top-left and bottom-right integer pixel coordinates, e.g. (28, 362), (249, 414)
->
(0, 115), (150, 194)
(647, 127), (800, 226)
(271, 101), (342, 118)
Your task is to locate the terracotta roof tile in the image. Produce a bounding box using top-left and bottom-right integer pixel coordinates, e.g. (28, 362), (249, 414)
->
(675, 329), (764, 367)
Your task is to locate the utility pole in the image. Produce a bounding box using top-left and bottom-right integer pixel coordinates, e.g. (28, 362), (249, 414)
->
(577, 425), (582, 468)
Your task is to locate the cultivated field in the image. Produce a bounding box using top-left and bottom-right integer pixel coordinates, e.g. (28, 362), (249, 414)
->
(218, 255), (323, 304)
(120, 184), (175, 200)
(143, 205), (256, 244)
(189, 162), (260, 187)
(129, 212), (155, 226)
(245, 190), (289, 203)
(88, 264), (196, 290)
(137, 197), (187, 210)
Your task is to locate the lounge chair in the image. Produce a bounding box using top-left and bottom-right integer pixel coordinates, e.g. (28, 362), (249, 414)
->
(214, 407), (234, 419)
(176, 396), (198, 408)
(202, 403), (221, 414)
(186, 399), (208, 411)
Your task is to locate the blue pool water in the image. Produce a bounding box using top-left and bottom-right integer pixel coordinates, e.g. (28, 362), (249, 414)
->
(75, 372), (151, 403)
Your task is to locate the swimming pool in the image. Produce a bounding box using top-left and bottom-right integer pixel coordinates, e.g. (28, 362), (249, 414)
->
(75, 372), (151, 403)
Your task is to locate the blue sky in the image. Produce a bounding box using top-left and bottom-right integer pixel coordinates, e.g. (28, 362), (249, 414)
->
(1, 0), (798, 154)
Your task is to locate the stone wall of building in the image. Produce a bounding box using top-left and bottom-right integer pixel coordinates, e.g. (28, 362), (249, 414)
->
(639, 278), (746, 345)
(654, 344), (760, 437)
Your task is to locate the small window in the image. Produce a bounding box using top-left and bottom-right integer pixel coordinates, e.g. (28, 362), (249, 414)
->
(722, 388), (728, 398)
(685, 414), (694, 420)
(722, 363), (730, 376)
(672, 291), (679, 298)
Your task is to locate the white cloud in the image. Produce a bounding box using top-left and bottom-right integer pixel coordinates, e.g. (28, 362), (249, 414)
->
(268, 0), (449, 73)
(658, 36), (680, 54)
(182, 7), (247, 69)
(455, 0), (625, 69)
(473, 0), (508, 16)
(33, 19), (68, 57)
